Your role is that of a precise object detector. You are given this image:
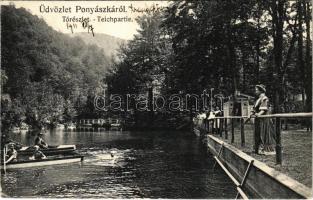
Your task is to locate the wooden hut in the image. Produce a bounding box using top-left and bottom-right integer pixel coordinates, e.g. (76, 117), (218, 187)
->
(223, 92), (254, 117)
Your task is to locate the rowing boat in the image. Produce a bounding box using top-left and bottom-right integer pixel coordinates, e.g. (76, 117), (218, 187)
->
(17, 145), (76, 155)
(1, 153), (84, 169)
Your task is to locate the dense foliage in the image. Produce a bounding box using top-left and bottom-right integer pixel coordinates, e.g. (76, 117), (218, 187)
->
(1, 0), (312, 131)
(108, 0), (312, 118)
(1, 5), (111, 131)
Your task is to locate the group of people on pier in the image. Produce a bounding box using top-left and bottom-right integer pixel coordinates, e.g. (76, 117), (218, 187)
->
(194, 84), (276, 155)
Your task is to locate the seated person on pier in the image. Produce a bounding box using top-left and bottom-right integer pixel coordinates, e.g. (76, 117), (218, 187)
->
(30, 145), (47, 160)
(5, 143), (18, 164)
(34, 132), (48, 149)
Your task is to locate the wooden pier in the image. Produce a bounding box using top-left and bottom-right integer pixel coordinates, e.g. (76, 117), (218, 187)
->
(206, 135), (312, 199)
(196, 112), (312, 199)
(77, 118), (123, 131)
(198, 112), (312, 164)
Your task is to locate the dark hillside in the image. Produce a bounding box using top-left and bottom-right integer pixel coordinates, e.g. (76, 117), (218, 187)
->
(1, 5), (110, 129)
(70, 32), (126, 58)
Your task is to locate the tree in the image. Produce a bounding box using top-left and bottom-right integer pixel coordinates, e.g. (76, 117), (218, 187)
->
(303, 0), (312, 112)
(1, 5), (112, 129)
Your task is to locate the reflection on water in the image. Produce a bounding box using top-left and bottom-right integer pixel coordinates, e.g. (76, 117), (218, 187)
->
(1, 130), (236, 198)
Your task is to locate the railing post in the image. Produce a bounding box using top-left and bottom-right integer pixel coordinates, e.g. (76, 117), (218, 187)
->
(240, 118), (245, 147)
(254, 118), (260, 154)
(211, 119), (214, 134)
(219, 118), (222, 137)
(276, 117), (282, 164)
(231, 118), (235, 143)
(284, 118), (288, 130)
(224, 118), (228, 139)
(214, 119), (217, 135)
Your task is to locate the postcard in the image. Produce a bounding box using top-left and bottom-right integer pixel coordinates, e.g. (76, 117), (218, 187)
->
(1, 1), (312, 199)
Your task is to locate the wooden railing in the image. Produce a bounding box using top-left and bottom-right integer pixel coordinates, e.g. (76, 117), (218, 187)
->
(207, 112), (312, 164)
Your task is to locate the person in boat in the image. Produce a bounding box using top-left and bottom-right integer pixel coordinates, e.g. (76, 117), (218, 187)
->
(34, 131), (48, 149)
(5, 143), (18, 164)
(30, 145), (47, 160)
(252, 84), (276, 155)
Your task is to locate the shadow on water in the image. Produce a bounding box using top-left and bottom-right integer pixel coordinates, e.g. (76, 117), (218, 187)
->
(2, 130), (236, 198)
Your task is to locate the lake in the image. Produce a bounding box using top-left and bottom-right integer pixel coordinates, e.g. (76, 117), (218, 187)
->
(1, 130), (236, 198)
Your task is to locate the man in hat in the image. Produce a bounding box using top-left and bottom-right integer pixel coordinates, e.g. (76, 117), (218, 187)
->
(5, 143), (18, 164)
(34, 131), (48, 149)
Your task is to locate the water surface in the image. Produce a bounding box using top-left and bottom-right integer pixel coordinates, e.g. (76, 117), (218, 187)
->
(1, 130), (236, 198)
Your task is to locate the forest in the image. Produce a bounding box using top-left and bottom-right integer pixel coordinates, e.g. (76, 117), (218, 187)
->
(107, 0), (312, 128)
(1, 5), (112, 131)
(1, 0), (312, 131)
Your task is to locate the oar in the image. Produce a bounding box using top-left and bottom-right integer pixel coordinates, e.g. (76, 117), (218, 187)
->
(3, 146), (7, 174)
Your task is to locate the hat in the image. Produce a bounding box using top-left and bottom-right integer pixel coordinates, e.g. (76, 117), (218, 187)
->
(255, 84), (266, 93)
(8, 142), (15, 148)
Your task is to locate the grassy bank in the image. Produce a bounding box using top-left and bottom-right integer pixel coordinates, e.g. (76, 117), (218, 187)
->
(213, 123), (312, 188)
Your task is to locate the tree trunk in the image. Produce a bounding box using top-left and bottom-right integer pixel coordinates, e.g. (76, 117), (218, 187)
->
(226, 22), (239, 115)
(242, 51), (246, 91)
(256, 15), (261, 84)
(304, 1), (312, 112)
(272, 0), (284, 113)
(256, 39), (260, 84)
(297, 0), (306, 108)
